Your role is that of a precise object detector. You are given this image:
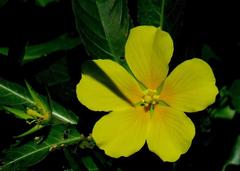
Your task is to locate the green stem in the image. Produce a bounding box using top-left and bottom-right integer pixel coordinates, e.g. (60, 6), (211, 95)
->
(160, 0), (165, 29)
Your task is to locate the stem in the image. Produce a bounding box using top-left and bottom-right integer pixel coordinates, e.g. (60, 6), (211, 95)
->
(160, 0), (165, 29)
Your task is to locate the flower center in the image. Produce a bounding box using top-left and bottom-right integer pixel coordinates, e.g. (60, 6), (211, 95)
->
(141, 89), (160, 111)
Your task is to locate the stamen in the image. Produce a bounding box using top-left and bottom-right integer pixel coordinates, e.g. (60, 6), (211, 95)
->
(141, 89), (160, 111)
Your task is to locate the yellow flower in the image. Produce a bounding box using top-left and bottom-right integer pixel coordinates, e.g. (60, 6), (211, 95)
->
(76, 26), (218, 162)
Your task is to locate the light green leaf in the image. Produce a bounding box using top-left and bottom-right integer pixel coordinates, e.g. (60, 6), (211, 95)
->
(0, 79), (33, 106)
(25, 81), (51, 119)
(229, 80), (240, 112)
(72, 0), (130, 61)
(2, 106), (33, 120)
(0, 125), (81, 171)
(14, 124), (45, 138)
(210, 105), (236, 120)
(0, 47), (8, 55)
(0, 78), (78, 124)
(222, 135), (240, 171)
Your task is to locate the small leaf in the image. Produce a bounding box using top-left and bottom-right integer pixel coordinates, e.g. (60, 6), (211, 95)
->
(0, 78), (78, 124)
(81, 156), (100, 171)
(202, 44), (221, 62)
(25, 81), (51, 122)
(14, 124), (45, 138)
(72, 0), (130, 61)
(222, 135), (240, 171)
(1, 125), (81, 171)
(3, 106), (33, 120)
(210, 105), (236, 120)
(0, 47), (8, 56)
(229, 80), (240, 112)
(64, 148), (82, 171)
(35, 0), (58, 7)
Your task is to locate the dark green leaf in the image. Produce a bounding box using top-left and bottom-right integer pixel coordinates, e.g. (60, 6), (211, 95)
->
(0, 34), (81, 64)
(138, 0), (162, 26)
(0, 79), (78, 124)
(64, 148), (82, 171)
(1, 125), (81, 171)
(138, 0), (186, 34)
(36, 57), (70, 87)
(223, 135), (240, 171)
(35, 0), (58, 7)
(72, 0), (130, 61)
(201, 44), (221, 62)
(229, 80), (240, 112)
(92, 151), (113, 169)
(23, 34), (81, 63)
(0, 0), (8, 8)
(81, 156), (100, 171)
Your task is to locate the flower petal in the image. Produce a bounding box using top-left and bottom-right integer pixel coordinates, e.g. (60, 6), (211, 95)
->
(147, 106), (195, 162)
(92, 107), (149, 158)
(76, 60), (143, 111)
(159, 58), (218, 112)
(125, 26), (173, 89)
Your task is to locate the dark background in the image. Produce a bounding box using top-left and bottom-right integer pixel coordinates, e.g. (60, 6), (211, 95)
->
(0, 0), (240, 170)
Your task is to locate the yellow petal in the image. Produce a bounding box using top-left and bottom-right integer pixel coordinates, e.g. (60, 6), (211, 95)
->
(92, 107), (149, 158)
(125, 26), (173, 89)
(76, 60), (143, 111)
(159, 58), (218, 112)
(147, 106), (195, 162)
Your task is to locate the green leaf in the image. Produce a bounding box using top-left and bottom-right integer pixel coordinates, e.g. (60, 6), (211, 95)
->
(81, 156), (100, 171)
(1, 125), (81, 171)
(229, 80), (240, 112)
(72, 0), (130, 61)
(0, 34), (81, 64)
(2, 106), (33, 120)
(0, 79), (78, 124)
(64, 148), (82, 171)
(35, 0), (58, 7)
(137, 0), (186, 34)
(14, 124), (45, 138)
(0, 79), (33, 106)
(201, 44), (221, 62)
(222, 135), (240, 171)
(23, 34), (81, 63)
(0, 47), (8, 56)
(210, 105), (236, 120)
(138, 0), (162, 27)
(25, 81), (51, 119)
(36, 57), (70, 87)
